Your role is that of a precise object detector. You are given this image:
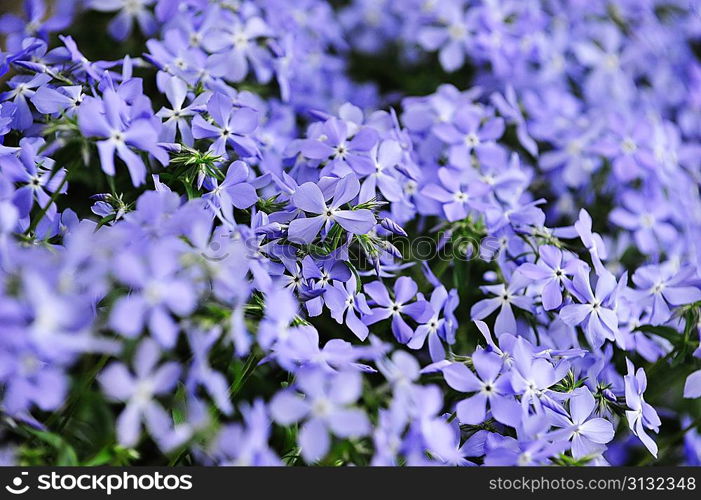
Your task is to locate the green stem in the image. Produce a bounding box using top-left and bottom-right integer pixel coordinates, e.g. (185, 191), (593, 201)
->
(25, 170), (71, 235)
(229, 354), (260, 399)
(45, 354), (110, 432)
(167, 354), (261, 466)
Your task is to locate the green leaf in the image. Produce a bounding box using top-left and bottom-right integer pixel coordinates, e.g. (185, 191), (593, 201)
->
(82, 447), (113, 466)
(634, 325), (683, 345)
(24, 429), (79, 466)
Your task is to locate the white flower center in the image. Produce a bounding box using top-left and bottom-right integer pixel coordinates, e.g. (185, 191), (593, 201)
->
(454, 191), (468, 202)
(333, 143), (348, 159)
(566, 140), (582, 155)
(604, 53), (619, 70)
(144, 282), (164, 305)
(448, 24), (467, 40)
(21, 354), (40, 375)
(312, 398), (332, 417)
(640, 213), (655, 228)
(232, 32), (249, 49)
(481, 380), (496, 395)
(621, 137), (637, 155)
(124, 0), (144, 15)
(324, 207), (337, 220)
(464, 133), (480, 147)
(189, 32), (202, 47)
(134, 379), (154, 405)
(517, 452), (532, 466)
(110, 130), (125, 144)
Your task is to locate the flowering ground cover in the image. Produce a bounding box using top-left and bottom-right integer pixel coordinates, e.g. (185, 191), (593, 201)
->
(1, 0), (701, 466)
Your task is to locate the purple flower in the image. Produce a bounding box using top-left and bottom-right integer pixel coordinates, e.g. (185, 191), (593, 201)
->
(573, 24), (634, 101)
(0, 138), (66, 219)
(401, 385), (456, 465)
(509, 338), (563, 414)
(300, 253), (351, 317)
(30, 85), (83, 116)
(0, 101), (15, 138)
(203, 14), (273, 83)
(560, 268), (623, 348)
(4, 0), (701, 468)
(484, 196), (546, 233)
(58, 35), (102, 81)
(192, 93), (260, 158)
(422, 166), (490, 222)
(574, 209), (608, 274)
(78, 88), (167, 186)
(538, 125), (601, 188)
(682, 415), (701, 465)
(408, 285), (458, 361)
(98, 338), (187, 449)
(202, 160), (258, 220)
(257, 287), (300, 350)
(108, 239), (198, 347)
(213, 400), (280, 466)
(518, 245), (584, 311)
(88, 0), (157, 41)
(685, 368), (701, 400)
(610, 189), (677, 255)
(185, 327), (232, 415)
(0, 336), (67, 416)
(624, 359), (660, 457)
(630, 263), (701, 326)
(371, 405), (409, 466)
(442, 349), (519, 427)
(592, 112), (657, 182)
(363, 277), (434, 344)
(358, 139), (405, 203)
(287, 174), (376, 244)
(552, 387), (614, 458)
(270, 368), (370, 463)
(324, 274), (372, 341)
(144, 28), (201, 84)
(300, 117), (378, 175)
(155, 76), (207, 146)
(417, 4), (474, 72)
(0, 73), (50, 130)
(490, 86), (537, 156)
(376, 350), (420, 391)
(272, 324), (364, 373)
(470, 273), (532, 335)
(483, 416), (568, 466)
(432, 106), (505, 169)
(0, 0), (73, 53)
(432, 421), (486, 466)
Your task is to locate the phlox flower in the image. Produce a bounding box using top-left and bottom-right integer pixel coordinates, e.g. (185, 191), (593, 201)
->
(270, 368), (370, 463)
(287, 174), (376, 244)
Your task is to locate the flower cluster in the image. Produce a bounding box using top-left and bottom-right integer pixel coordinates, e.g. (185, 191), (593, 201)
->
(0, 0), (700, 466)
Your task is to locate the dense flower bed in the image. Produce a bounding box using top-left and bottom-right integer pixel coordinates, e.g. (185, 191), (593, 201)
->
(0, 0), (701, 466)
